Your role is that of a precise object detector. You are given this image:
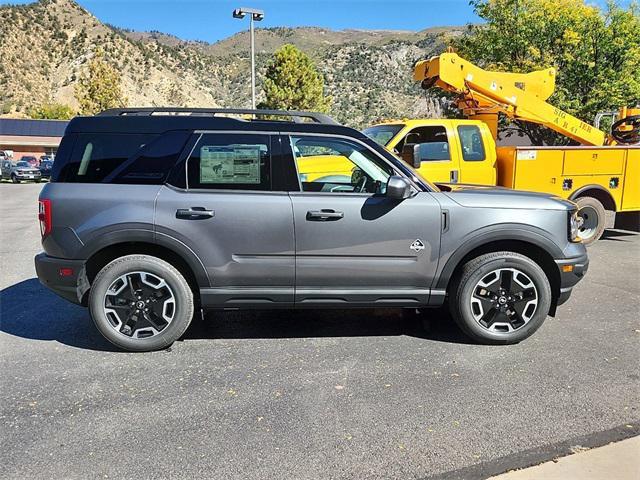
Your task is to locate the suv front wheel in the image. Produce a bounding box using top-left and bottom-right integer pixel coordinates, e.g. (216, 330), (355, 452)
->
(449, 252), (552, 344)
(89, 254), (194, 352)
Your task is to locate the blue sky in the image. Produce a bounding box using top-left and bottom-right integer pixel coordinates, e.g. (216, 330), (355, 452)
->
(2, 0), (627, 43)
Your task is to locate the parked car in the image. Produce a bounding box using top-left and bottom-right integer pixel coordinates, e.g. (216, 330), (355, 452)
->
(1, 160), (42, 183)
(39, 160), (54, 179)
(20, 155), (39, 167)
(35, 108), (589, 352)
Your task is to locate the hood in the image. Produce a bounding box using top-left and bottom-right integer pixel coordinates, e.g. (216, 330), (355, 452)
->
(440, 184), (575, 211)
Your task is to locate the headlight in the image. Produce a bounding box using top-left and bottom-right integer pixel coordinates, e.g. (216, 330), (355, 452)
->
(569, 210), (582, 243)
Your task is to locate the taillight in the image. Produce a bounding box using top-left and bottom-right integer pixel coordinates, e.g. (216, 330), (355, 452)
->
(38, 199), (52, 237)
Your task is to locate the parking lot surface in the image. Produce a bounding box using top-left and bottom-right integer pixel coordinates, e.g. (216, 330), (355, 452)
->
(1, 183), (639, 479)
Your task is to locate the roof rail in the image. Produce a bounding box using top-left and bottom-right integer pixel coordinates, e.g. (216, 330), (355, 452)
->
(97, 108), (340, 125)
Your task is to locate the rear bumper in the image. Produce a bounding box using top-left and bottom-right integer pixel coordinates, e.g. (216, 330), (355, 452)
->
(555, 252), (589, 306)
(34, 253), (87, 305)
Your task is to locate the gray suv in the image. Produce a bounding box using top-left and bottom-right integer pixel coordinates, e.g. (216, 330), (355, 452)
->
(35, 108), (588, 352)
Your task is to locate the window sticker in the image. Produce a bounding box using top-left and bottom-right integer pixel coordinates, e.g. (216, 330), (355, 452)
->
(200, 144), (261, 184)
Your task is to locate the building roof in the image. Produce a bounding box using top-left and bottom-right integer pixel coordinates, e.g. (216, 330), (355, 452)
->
(0, 118), (68, 138)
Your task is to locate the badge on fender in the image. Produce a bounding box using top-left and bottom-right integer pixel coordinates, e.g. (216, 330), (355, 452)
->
(410, 239), (425, 252)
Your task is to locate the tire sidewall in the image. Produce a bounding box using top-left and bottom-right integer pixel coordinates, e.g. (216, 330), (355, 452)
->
(455, 255), (551, 344)
(576, 196), (606, 245)
(89, 255), (194, 352)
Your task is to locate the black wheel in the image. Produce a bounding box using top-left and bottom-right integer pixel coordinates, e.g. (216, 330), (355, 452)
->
(575, 196), (606, 245)
(11, 174), (19, 184)
(89, 254), (194, 352)
(449, 252), (552, 345)
(35, 179), (41, 183)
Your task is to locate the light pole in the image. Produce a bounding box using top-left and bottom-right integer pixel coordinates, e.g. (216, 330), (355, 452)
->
(232, 7), (264, 110)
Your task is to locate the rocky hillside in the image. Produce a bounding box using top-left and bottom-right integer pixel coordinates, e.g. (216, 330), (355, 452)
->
(0, 0), (463, 127)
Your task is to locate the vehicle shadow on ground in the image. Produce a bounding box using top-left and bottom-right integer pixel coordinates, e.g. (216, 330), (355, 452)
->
(601, 229), (639, 242)
(0, 278), (118, 351)
(0, 278), (472, 352)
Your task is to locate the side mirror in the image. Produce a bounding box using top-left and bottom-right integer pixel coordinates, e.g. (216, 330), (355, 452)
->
(401, 144), (422, 169)
(386, 175), (412, 200)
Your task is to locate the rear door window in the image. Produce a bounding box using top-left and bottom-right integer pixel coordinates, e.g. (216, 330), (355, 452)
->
(186, 133), (271, 191)
(59, 133), (157, 182)
(458, 125), (486, 161)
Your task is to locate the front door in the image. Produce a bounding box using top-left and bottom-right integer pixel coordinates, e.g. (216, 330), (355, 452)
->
(155, 132), (295, 307)
(287, 134), (442, 307)
(396, 124), (460, 184)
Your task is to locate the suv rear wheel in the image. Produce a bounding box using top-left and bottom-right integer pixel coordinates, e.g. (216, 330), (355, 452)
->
(449, 252), (551, 344)
(89, 254), (194, 351)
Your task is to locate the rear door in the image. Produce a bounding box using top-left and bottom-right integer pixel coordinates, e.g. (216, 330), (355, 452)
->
(285, 133), (442, 307)
(456, 123), (497, 185)
(155, 132), (296, 307)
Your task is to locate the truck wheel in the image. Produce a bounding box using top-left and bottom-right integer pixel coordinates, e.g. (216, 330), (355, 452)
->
(449, 252), (552, 345)
(89, 254), (194, 352)
(11, 174), (19, 184)
(575, 196), (606, 245)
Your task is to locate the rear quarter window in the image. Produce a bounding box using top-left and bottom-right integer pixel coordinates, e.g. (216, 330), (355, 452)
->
(54, 132), (190, 184)
(58, 133), (157, 183)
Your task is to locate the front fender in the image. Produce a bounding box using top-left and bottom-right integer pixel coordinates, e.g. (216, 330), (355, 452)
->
(434, 223), (565, 291)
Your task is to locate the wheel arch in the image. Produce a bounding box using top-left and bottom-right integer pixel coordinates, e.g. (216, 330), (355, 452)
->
(82, 238), (209, 306)
(436, 231), (562, 315)
(569, 185), (617, 211)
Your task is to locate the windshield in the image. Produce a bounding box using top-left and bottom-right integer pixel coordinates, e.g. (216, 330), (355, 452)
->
(362, 124), (404, 147)
(16, 162), (30, 167)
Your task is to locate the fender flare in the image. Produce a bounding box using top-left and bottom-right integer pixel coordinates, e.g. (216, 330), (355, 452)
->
(434, 224), (564, 291)
(78, 228), (210, 287)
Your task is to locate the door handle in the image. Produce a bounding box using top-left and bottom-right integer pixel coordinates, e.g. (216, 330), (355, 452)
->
(450, 170), (459, 183)
(176, 207), (215, 219)
(306, 209), (344, 221)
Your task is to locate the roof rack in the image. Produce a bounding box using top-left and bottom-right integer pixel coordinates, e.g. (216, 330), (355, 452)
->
(97, 108), (340, 125)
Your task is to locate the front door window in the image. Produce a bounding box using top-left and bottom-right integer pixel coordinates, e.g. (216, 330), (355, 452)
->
(291, 135), (393, 194)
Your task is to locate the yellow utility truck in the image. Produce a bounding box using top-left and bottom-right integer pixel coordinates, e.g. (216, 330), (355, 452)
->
(363, 52), (640, 244)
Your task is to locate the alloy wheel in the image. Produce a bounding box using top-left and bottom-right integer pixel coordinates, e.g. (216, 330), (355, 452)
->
(470, 268), (538, 333)
(103, 271), (176, 339)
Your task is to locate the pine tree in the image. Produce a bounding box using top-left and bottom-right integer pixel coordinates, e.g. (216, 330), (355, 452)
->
(260, 44), (331, 113)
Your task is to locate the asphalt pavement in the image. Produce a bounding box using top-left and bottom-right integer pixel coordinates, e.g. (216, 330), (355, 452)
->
(1, 182), (639, 480)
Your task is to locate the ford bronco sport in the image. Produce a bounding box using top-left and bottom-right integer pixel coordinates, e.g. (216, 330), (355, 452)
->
(35, 108), (588, 352)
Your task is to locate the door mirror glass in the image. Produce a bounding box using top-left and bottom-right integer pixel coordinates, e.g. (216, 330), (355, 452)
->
(386, 175), (412, 200)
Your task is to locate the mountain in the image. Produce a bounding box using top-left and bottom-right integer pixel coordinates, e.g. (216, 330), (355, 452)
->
(0, 0), (464, 127)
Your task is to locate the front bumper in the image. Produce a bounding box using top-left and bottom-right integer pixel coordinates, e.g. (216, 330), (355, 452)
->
(16, 173), (42, 180)
(555, 252), (589, 307)
(35, 253), (87, 305)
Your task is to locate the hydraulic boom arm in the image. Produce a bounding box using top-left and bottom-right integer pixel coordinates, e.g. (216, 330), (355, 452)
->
(414, 52), (608, 146)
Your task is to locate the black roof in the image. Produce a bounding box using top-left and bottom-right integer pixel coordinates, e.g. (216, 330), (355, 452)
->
(66, 108), (364, 138)
(0, 118), (69, 137)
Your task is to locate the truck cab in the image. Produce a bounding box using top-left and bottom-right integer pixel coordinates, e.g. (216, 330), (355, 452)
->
(363, 119), (497, 186)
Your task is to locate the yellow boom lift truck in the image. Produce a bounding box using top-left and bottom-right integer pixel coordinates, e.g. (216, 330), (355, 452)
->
(362, 52), (640, 244)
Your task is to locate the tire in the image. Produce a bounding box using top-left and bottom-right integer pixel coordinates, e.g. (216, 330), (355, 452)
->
(11, 174), (19, 184)
(89, 254), (194, 352)
(35, 179), (41, 183)
(449, 252), (552, 345)
(575, 196), (606, 245)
